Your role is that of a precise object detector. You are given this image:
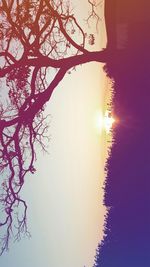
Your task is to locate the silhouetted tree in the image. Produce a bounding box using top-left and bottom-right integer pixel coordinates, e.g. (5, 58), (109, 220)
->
(94, 7), (150, 266)
(0, 0), (108, 255)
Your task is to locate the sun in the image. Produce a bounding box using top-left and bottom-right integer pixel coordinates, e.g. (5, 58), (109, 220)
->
(103, 111), (115, 133)
(95, 110), (115, 134)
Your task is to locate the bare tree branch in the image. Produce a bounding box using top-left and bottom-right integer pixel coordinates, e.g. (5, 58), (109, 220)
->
(0, 0), (106, 254)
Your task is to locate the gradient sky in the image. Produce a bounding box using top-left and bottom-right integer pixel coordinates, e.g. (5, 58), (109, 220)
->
(0, 1), (109, 267)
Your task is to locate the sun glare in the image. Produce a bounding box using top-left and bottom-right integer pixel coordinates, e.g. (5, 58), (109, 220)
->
(95, 110), (115, 134)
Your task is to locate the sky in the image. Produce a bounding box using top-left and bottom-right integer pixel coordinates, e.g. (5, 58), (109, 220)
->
(0, 1), (109, 267)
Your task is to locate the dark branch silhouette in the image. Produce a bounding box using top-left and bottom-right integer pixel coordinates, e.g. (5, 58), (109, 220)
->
(0, 0), (106, 254)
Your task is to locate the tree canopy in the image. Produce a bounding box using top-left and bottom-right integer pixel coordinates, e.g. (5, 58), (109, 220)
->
(0, 0), (107, 254)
